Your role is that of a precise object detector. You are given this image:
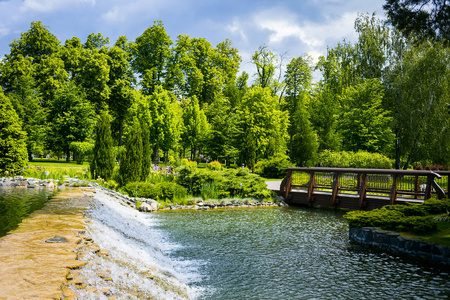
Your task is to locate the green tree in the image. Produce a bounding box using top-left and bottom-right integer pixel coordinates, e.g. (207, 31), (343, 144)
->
(91, 111), (115, 180)
(383, 0), (450, 44)
(141, 120), (151, 181)
(132, 20), (172, 94)
(236, 86), (288, 170)
(181, 96), (209, 160)
(384, 41), (450, 168)
(120, 120), (143, 185)
(0, 89), (28, 172)
(339, 79), (394, 154)
(46, 82), (94, 162)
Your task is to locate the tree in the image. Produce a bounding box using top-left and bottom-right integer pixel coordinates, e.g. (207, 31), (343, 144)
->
(383, 0), (450, 44)
(132, 20), (172, 94)
(338, 79), (394, 154)
(384, 41), (450, 168)
(91, 111), (115, 180)
(236, 86), (288, 170)
(181, 96), (209, 160)
(141, 120), (151, 181)
(120, 120), (143, 184)
(46, 82), (94, 162)
(0, 89), (28, 172)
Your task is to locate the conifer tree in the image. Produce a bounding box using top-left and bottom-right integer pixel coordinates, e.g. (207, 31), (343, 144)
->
(90, 111), (115, 180)
(141, 120), (151, 181)
(119, 120), (143, 184)
(0, 89), (28, 173)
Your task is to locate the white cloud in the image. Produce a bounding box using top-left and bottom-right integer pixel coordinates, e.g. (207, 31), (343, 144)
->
(21, 0), (95, 13)
(227, 18), (247, 43)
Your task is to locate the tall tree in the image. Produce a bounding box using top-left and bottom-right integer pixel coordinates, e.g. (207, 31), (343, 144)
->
(338, 79), (394, 154)
(120, 120), (143, 184)
(181, 96), (209, 160)
(132, 20), (172, 94)
(0, 89), (28, 173)
(236, 86), (288, 170)
(383, 0), (450, 44)
(46, 82), (94, 162)
(91, 111), (115, 180)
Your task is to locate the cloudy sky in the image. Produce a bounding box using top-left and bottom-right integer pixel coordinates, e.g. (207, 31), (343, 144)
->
(0, 0), (387, 79)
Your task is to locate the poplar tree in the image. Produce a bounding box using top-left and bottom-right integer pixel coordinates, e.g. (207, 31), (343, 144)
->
(119, 120), (143, 184)
(91, 111), (115, 180)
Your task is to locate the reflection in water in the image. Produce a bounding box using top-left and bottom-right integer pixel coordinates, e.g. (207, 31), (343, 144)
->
(0, 188), (55, 237)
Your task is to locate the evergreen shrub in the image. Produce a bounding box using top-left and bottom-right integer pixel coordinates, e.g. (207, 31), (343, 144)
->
(207, 160), (222, 170)
(344, 197), (450, 233)
(123, 181), (187, 202)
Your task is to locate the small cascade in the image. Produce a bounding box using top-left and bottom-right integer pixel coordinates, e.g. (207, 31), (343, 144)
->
(68, 191), (201, 299)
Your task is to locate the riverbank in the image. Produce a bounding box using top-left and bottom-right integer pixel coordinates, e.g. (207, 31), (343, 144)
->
(0, 188), (93, 299)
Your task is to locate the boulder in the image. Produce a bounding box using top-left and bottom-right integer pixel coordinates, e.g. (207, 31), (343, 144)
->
(139, 202), (157, 212)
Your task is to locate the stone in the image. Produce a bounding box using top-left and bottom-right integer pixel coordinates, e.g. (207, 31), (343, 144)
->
(139, 202), (156, 212)
(45, 235), (68, 243)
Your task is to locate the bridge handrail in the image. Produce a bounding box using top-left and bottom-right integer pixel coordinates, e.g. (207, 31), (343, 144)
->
(280, 167), (447, 208)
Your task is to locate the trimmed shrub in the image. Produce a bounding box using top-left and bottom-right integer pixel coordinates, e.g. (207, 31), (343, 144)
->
(123, 181), (187, 202)
(318, 150), (392, 169)
(254, 154), (291, 179)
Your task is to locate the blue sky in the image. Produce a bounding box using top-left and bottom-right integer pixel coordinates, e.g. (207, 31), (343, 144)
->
(0, 0), (386, 78)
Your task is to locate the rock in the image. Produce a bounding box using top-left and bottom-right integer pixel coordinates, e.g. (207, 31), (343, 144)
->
(45, 236), (68, 243)
(139, 202), (156, 212)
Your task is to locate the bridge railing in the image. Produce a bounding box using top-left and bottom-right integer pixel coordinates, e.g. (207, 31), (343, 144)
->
(280, 167), (447, 208)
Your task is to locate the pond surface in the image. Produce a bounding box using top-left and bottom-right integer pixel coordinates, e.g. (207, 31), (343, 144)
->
(153, 207), (450, 299)
(0, 188), (55, 237)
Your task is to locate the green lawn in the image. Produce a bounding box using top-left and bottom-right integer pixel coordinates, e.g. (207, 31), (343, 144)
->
(28, 158), (89, 168)
(400, 222), (450, 247)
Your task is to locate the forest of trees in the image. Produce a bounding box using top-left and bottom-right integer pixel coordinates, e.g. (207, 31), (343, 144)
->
(0, 10), (449, 175)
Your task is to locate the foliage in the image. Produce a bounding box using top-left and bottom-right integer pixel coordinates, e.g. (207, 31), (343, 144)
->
(207, 161), (222, 171)
(119, 120), (143, 185)
(123, 181), (187, 202)
(46, 81), (94, 161)
(175, 166), (272, 200)
(318, 150), (393, 169)
(90, 111), (115, 180)
(344, 198), (450, 233)
(236, 86), (288, 170)
(255, 153), (291, 179)
(383, 0), (450, 44)
(0, 90), (28, 173)
(69, 141), (93, 164)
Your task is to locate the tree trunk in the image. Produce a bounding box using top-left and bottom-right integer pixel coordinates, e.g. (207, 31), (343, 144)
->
(153, 146), (160, 164)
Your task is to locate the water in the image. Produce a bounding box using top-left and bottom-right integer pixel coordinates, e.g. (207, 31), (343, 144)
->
(153, 207), (450, 299)
(0, 188), (55, 237)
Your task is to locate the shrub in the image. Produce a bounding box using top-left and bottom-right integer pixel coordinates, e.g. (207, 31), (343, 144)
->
(318, 150), (392, 169)
(123, 181), (187, 202)
(207, 160), (222, 171)
(254, 154), (291, 179)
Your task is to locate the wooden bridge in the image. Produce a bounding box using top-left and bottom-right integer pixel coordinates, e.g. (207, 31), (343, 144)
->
(279, 167), (449, 210)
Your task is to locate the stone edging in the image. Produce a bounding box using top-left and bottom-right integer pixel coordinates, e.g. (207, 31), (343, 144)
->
(349, 226), (450, 266)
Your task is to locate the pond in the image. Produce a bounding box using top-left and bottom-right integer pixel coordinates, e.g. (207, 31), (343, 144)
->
(0, 188), (56, 237)
(153, 206), (450, 299)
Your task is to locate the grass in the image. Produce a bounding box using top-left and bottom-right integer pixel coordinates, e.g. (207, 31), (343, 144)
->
(399, 222), (450, 247)
(28, 158), (89, 168)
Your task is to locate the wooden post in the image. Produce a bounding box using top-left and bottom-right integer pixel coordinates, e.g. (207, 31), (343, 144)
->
(424, 175), (434, 200)
(307, 172), (316, 205)
(390, 174), (398, 205)
(332, 172), (340, 206)
(285, 170), (293, 200)
(359, 173), (367, 208)
(414, 175), (419, 199)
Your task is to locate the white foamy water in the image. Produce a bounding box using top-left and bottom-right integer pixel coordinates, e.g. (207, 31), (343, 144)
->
(73, 190), (202, 299)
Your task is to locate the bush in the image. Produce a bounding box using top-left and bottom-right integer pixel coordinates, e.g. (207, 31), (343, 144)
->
(318, 150), (392, 169)
(123, 181), (187, 202)
(254, 154), (291, 179)
(344, 197), (450, 233)
(175, 166), (272, 200)
(207, 160), (222, 171)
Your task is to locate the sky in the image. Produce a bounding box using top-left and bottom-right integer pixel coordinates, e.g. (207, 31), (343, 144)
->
(0, 0), (387, 80)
